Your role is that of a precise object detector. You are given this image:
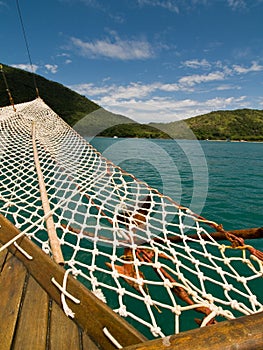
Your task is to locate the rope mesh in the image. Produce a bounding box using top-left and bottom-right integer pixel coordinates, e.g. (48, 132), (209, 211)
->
(0, 98), (262, 338)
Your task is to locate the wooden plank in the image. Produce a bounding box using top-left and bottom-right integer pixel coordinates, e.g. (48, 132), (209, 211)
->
(82, 332), (99, 350)
(0, 214), (147, 350)
(0, 253), (27, 350)
(0, 244), (8, 270)
(123, 311), (263, 350)
(49, 300), (80, 350)
(12, 276), (49, 350)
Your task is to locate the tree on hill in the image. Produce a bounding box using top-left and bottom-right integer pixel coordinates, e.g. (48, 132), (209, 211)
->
(1, 63), (263, 140)
(0, 64), (134, 136)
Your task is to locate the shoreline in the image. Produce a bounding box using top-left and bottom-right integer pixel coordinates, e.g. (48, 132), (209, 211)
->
(87, 135), (263, 143)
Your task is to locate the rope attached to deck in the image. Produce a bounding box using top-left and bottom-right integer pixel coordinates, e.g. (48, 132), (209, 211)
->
(0, 98), (262, 339)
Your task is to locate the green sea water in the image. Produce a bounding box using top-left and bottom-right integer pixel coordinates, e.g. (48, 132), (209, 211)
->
(90, 137), (263, 239)
(86, 137), (263, 337)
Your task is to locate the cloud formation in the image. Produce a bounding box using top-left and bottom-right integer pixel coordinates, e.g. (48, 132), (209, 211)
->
(70, 34), (154, 60)
(11, 63), (61, 75)
(182, 59), (211, 69)
(137, 0), (179, 13)
(233, 61), (263, 74)
(71, 59), (262, 123)
(227, 0), (246, 10)
(178, 71), (225, 87)
(72, 77), (248, 123)
(45, 64), (58, 74)
(11, 64), (39, 73)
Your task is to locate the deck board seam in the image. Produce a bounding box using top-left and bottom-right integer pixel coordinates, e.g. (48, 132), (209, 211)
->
(45, 298), (53, 350)
(10, 269), (30, 349)
(0, 249), (9, 274)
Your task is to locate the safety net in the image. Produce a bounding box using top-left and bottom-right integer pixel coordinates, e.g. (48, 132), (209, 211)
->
(0, 98), (262, 339)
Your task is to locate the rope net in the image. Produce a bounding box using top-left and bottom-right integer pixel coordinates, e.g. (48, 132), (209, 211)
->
(0, 98), (262, 338)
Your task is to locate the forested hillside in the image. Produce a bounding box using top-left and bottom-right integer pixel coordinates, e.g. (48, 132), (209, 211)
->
(0, 64), (134, 135)
(149, 109), (263, 141)
(186, 109), (263, 141)
(1, 64), (263, 140)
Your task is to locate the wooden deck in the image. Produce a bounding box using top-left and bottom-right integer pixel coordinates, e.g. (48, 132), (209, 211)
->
(0, 246), (99, 349)
(1, 214), (263, 350)
(0, 214), (146, 350)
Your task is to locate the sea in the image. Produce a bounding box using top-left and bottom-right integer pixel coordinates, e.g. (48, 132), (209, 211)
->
(89, 137), (263, 237)
(87, 137), (263, 337)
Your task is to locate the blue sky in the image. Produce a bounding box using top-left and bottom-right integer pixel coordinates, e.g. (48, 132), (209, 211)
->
(1, 0), (263, 123)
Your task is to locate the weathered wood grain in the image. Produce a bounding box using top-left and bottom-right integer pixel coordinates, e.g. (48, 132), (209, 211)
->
(82, 332), (100, 350)
(49, 301), (80, 350)
(12, 276), (49, 350)
(123, 311), (263, 350)
(0, 214), (146, 350)
(0, 253), (27, 350)
(0, 245), (8, 271)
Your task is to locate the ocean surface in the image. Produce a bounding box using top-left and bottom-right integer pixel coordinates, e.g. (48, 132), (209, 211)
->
(89, 137), (263, 237)
(87, 137), (263, 337)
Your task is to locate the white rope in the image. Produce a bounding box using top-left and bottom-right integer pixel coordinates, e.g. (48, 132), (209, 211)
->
(51, 276), (80, 304)
(13, 241), (33, 260)
(51, 272), (80, 318)
(103, 327), (123, 349)
(0, 228), (27, 252)
(0, 98), (262, 338)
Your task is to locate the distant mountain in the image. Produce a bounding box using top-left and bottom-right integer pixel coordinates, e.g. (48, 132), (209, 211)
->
(0, 64), (134, 136)
(98, 122), (171, 139)
(149, 109), (263, 141)
(2, 64), (263, 141)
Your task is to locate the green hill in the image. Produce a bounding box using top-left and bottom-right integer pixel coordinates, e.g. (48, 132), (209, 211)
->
(0, 63), (134, 136)
(1, 63), (263, 141)
(187, 109), (263, 141)
(98, 122), (171, 139)
(150, 109), (263, 141)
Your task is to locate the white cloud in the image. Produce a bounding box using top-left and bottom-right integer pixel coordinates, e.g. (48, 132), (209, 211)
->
(71, 79), (248, 123)
(70, 34), (154, 60)
(60, 0), (101, 8)
(56, 53), (72, 65)
(45, 64), (58, 74)
(137, 0), (179, 13)
(11, 63), (60, 75)
(182, 59), (211, 69)
(259, 97), (263, 107)
(232, 61), (263, 74)
(79, 0), (100, 6)
(70, 59), (261, 123)
(110, 83), (157, 99)
(216, 84), (241, 91)
(73, 83), (115, 96)
(11, 64), (38, 73)
(227, 0), (246, 10)
(95, 94), (248, 123)
(178, 71), (225, 87)
(159, 83), (180, 92)
(73, 81), (177, 100)
(57, 52), (71, 57)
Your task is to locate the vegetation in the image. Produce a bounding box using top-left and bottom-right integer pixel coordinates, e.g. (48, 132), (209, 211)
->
(103, 109), (263, 141)
(149, 109), (263, 141)
(186, 109), (263, 141)
(1, 63), (263, 141)
(98, 123), (171, 139)
(0, 63), (133, 135)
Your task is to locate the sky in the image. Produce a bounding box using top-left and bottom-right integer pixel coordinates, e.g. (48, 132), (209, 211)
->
(1, 0), (263, 123)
